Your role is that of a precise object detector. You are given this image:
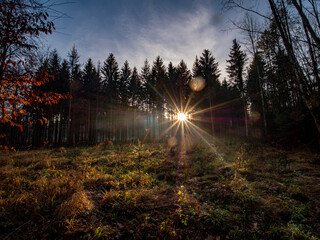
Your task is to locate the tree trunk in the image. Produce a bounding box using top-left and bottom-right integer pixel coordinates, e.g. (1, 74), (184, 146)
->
(67, 96), (73, 145)
(268, 0), (320, 141)
(242, 96), (248, 137)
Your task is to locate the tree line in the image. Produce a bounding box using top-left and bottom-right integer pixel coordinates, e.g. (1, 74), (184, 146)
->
(11, 46), (245, 147)
(1, 0), (319, 150)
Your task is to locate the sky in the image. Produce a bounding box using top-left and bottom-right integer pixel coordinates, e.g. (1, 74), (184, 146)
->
(44, 0), (268, 80)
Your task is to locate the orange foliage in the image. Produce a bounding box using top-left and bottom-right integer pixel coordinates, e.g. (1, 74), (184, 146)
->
(0, 1), (68, 151)
(1, 63), (68, 129)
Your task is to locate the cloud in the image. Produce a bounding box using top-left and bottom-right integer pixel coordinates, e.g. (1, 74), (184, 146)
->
(45, 1), (237, 80)
(114, 4), (235, 80)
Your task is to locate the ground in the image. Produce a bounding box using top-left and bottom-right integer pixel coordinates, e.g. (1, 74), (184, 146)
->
(0, 137), (319, 239)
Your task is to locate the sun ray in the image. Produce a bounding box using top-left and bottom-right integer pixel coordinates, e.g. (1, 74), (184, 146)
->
(183, 92), (193, 113)
(174, 121), (182, 136)
(187, 94), (207, 113)
(156, 120), (179, 140)
(160, 82), (181, 114)
(191, 98), (241, 116)
(185, 120), (225, 162)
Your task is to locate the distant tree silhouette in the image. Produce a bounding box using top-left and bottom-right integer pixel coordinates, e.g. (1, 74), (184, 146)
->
(175, 60), (191, 109)
(119, 60), (132, 105)
(102, 53), (120, 103)
(226, 39), (248, 136)
(67, 45), (82, 145)
(197, 49), (221, 134)
(140, 59), (151, 112)
(83, 58), (100, 143)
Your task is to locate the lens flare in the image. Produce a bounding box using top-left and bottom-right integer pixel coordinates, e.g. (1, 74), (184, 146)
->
(189, 76), (206, 92)
(168, 136), (178, 147)
(249, 111), (261, 122)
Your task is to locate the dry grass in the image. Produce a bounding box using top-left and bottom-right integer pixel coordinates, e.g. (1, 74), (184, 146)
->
(0, 140), (319, 239)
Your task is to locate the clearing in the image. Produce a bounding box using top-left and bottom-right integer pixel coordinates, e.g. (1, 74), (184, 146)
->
(0, 137), (319, 239)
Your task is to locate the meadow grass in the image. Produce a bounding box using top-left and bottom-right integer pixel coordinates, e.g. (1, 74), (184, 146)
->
(0, 138), (319, 239)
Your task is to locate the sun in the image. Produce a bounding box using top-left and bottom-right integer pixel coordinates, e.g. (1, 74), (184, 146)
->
(177, 112), (187, 121)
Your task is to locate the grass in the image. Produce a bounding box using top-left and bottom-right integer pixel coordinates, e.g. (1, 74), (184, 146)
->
(0, 137), (319, 239)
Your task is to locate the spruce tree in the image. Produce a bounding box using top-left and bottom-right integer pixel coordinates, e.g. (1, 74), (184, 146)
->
(119, 60), (132, 105)
(199, 49), (220, 91)
(128, 67), (141, 107)
(140, 59), (151, 111)
(197, 49), (221, 134)
(192, 56), (202, 77)
(226, 39), (246, 94)
(175, 60), (191, 108)
(101, 53), (120, 103)
(226, 39), (248, 136)
(83, 58), (100, 143)
(151, 56), (166, 112)
(247, 53), (265, 118)
(67, 45), (82, 145)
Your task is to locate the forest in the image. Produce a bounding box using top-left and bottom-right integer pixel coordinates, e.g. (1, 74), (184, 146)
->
(0, 1), (320, 150)
(0, 0), (320, 239)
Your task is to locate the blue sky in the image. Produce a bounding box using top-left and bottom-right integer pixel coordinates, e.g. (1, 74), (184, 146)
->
(44, 0), (267, 80)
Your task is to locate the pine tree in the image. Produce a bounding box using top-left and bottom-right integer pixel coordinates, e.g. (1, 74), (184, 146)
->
(247, 53), (265, 119)
(128, 67), (141, 107)
(127, 67), (141, 140)
(83, 58), (100, 143)
(48, 50), (61, 144)
(57, 59), (70, 144)
(140, 59), (151, 111)
(151, 56), (166, 112)
(119, 60), (132, 105)
(83, 59), (100, 96)
(166, 62), (178, 113)
(197, 49), (221, 134)
(226, 39), (246, 93)
(101, 53), (120, 103)
(226, 39), (248, 136)
(175, 60), (191, 109)
(101, 53), (120, 140)
(67, 45), (82, 145)
(192, 56), (202, 77)
(199, 49), (220, 91)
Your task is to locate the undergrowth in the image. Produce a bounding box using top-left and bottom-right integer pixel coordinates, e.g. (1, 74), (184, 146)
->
(0, 137), (319, 239)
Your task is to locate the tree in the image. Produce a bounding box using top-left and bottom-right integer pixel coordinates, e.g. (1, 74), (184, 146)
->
(192, 56), (202, 78)
(267, 0), (320, 144)
(198, 50), (220, 91)
(226, 39), (246, 92)
(128, 67), (141, 107)
(101, 53), (120, 141)
(166, 61), (179, 113)
(247, 53), (265, 117)
(119, 60), (131, 105)
(47, 50), (61, 145)
(175, 60), (191, 109)
(57, 59), (70, 144)
(101, 53), (120, 103)
(225, 0), (320, 145)
(197, 49), (221, 134)
(0, 0), (64, 150)
(151, 56), (166, 113)
(226, 39), (248, 136)
(83, 58), (100, 143)
(127, 67), (141, 140)
(67, 45), (82, 145)
(140, 59), (151, 111)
